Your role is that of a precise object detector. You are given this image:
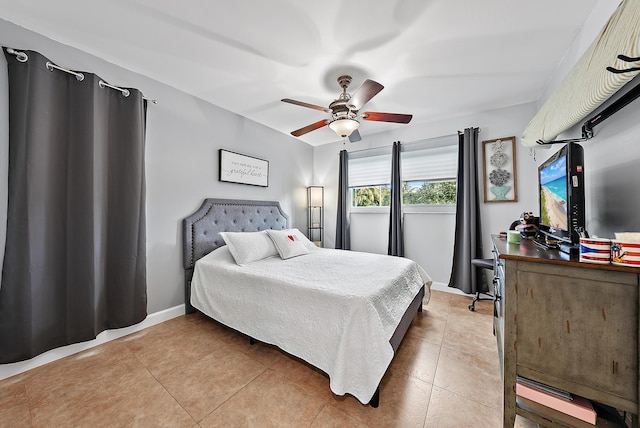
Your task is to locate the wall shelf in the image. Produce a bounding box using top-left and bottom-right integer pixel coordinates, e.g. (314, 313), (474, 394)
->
(308, 186), (323, 247)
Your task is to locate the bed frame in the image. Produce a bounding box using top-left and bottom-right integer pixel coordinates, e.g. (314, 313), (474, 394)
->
(182, 198), (425, 407)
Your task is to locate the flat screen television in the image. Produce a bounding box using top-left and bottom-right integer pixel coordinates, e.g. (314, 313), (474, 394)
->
(537, 142), (585, 248)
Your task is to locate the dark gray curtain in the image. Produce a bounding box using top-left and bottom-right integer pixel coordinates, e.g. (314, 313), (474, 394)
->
(388, 141), (403, 256)
(448, 127), (484, 294)
(335, 149), (350, 250)
(0, 48), (147, 363)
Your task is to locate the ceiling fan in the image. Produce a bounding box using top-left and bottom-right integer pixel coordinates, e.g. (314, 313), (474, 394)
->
(282, 75), (413, 142)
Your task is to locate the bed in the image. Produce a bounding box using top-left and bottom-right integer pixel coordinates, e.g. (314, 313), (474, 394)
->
(182, 198), (431, 407)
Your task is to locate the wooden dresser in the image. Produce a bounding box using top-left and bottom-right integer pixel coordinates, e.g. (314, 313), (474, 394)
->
(492, 235), (639, 427)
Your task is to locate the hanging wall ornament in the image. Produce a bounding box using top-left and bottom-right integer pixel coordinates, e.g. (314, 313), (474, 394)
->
(482, 136), (518, 202)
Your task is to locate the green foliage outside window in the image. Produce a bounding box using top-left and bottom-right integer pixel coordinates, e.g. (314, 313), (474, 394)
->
(402, 180), (457, 205)
(351, 180), (456, 207)
(352, 185), (391, 207)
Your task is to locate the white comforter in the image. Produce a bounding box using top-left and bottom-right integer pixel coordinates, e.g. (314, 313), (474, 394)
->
(190, 246), (432, 404)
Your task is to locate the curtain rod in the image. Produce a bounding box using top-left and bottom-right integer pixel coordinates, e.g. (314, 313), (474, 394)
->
(5, 47), (158, 104)
(46, 61), (84, 81)
(6, 47), (28, 62)
(99, 80), (158, 104)
(344, 132), (459, 155)
(99, 80), (130, 97)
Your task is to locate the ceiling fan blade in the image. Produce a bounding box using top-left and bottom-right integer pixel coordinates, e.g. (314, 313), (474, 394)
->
(282, 98), (330, 112)
(349, 79), (384, 110)
(348, 129), (362, 143)
(363, 112), (413, 124)
(291, 119), (328, 137)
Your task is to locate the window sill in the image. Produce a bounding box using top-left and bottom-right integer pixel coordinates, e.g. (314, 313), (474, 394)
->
(349, 205), (456, 215)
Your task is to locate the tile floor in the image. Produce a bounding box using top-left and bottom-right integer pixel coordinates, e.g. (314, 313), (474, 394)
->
(0, 290), (539, 427)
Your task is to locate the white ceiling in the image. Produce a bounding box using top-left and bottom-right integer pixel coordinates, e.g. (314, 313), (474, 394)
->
(0, 0), (600, 146)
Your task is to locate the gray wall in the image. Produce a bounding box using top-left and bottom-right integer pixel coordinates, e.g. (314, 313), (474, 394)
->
(583, 95), (640, 238)
(0, 19), (314, 314)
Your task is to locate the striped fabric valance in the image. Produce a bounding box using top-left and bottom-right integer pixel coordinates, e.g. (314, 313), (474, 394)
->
(521, 0), (640, 147)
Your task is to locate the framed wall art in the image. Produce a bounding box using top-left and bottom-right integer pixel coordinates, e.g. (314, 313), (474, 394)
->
(219, 149), (269, 187)
(482, 136), (518, 203)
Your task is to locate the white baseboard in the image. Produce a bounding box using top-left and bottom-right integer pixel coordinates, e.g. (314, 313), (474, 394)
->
(0, 304), (186, 381)
(430, 281), (469, 296)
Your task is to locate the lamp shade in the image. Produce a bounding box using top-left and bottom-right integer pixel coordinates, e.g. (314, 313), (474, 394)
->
(329, 118), (360, 138)
(308, 186), (324, 207)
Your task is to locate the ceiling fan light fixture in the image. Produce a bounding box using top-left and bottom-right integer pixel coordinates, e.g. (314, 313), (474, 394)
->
(329, 118), (360, 138)
(283, 75), (411, 141)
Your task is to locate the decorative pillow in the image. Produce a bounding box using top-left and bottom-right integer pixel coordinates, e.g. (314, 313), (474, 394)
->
(219, 231), (279, 266)
(289, 228), (318, 250)
(266, 229), (310, 259)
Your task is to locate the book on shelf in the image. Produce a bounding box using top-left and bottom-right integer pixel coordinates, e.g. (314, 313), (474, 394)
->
(516, 376), (572, 401)
(516, 378), (597, 425)
(517, 397), (626, 428)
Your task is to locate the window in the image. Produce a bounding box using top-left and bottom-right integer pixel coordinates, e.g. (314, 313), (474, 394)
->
(403, 180), (457, 205)
(401, 143), (458, 205)
(351, 185), (391, 207)
(349, 151), (391, 208)
(348, 138), (458, 207)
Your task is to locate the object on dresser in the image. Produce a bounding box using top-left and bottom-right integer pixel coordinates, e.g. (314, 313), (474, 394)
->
(507, 230), (521, 244)
(579, 237), (612, 264)
(610, 233), (640, 267)
(611, 240), (640, 267)
(537, 142), (586, 246)
(614, 232), (640, 242)
(531, 231), (559, 249)
(514, 211), (539, 237)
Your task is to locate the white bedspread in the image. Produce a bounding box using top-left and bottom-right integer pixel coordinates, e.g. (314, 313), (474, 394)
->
(190, 246), (432, 404)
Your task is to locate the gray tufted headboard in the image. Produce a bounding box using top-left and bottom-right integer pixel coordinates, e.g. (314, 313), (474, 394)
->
(182, 198), (290, 313)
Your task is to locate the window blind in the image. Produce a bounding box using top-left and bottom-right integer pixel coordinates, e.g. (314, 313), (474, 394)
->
(348, 139), (458, 187)
(349, 154), (391, 187)
(402, 145), (458, 181)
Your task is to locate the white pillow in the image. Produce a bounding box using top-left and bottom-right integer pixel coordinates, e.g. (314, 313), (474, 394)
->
(289, 228), (318, 250)
(266, 229), (310, 259)
(219, 231), (279, 266)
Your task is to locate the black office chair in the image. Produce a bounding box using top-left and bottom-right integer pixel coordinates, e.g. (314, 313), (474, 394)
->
(468, 258), (494, 311)
(468, 220), (521, 312)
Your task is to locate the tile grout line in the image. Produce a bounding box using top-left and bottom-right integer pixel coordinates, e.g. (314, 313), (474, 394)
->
(122, 339), (199, 425)
(437, 299), (503, 413)
(421, 382), (436, 428)
(196, 366), (272, 424)
(306, 401), (330, 428)
(422, 302), (447, 428)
